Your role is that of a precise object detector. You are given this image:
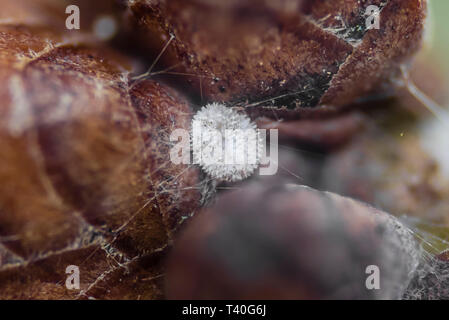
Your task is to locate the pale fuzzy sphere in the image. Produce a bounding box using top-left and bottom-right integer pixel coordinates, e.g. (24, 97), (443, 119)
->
(191, 103), (262, 182)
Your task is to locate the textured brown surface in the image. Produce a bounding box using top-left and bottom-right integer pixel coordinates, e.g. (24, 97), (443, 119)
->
(124, 0), (426, 118)
(0, 0), (201, 299)
(0, 0), (443, 301)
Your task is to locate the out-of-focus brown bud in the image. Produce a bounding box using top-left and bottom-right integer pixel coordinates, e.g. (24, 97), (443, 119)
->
(321, 102), (449, 224)
(166, 181), (421, 300)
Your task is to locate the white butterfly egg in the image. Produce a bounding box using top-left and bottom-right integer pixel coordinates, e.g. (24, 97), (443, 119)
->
(191, 103), (262, 182)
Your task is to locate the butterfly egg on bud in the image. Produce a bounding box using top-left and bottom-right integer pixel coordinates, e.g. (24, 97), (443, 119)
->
(191, 103), (263, 182)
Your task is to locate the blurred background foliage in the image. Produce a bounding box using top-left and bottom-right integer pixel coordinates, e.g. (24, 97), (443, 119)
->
(428, 0), (449, 72)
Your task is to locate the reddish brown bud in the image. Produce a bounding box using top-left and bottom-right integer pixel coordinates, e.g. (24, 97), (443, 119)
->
(167, 181), (421, 299)
(124, 0), (427, 118)
(0, 0), (201, 299)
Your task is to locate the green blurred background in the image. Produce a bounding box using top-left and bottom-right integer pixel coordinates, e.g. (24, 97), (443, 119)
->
(428, 0), (449, 72)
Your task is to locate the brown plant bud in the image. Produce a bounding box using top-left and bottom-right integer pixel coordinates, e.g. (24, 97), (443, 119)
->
(0, 0), (201, 299)
(123, 0), (426, 119)
(166, 181), (422, 300)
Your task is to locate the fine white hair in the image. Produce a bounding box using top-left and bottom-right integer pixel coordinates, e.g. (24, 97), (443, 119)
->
(191, 103), (262, 182)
